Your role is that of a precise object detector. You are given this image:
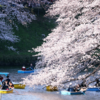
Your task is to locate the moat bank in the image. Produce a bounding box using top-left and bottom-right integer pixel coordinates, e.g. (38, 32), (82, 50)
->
(0, 14), (56, 66)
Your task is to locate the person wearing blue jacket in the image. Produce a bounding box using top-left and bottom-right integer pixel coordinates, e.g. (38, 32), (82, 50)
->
(26, 63), (34, 70)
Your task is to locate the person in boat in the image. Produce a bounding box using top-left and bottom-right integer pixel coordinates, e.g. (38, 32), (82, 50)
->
(68, 87), (74, 92)
(73, 84), (81, 92)
(68, 84), (74, 92)
(95, 78), (100, 87)
(26, 63), (34, 70)
(22, 66), (26, 71)
(0, 75), (3, 82)
(80, 80), (87, 88)
(2, 80), (9, 90)
(8, 82), (14, 89)
(5, 75), (11, 85)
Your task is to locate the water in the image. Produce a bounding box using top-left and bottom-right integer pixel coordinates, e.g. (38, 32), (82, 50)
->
(1, 94), (41, 100)
(0, 68), (100, 100)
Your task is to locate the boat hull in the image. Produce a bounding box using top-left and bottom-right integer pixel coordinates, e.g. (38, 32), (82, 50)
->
(46, 85), (58, 91)
(60, 90), (85, 95)
(0, 89), (13, 94)
(0, 72), (9, 76)
(14, 84), (26, 89)
(18, 70), (34, 73)
(87, 87), (100, 91)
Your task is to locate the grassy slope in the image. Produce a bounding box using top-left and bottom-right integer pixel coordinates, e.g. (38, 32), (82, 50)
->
(0, 15), (56, 66)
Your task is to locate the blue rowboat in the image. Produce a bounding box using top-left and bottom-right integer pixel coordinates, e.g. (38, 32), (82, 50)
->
(60, 90), (85, 95)
(0, 72), (9, 76)
(18, 70), (34, 73)
(87, 87), (100, 91)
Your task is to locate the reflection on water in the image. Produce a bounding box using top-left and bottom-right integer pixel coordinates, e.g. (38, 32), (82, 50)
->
(1, 94), (42, 100)
(61, 91), (100, 100)
(1, 90), (100, 100)
(0, 68), (100, 100)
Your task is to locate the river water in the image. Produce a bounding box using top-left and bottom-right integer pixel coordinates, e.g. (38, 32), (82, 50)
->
(0, 68), (100, 100)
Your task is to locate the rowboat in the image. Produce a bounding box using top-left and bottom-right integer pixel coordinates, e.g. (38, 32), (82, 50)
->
(13, 82), (26, 89)
(18, 70), (34, 73)
(0, 89), (13, 94)
(87, 87), (100, 91)
(60, 90), (85, 95)
(46, 85), (58, 91)
(0, 72), (9, 76)
(14, 84), (25, 89)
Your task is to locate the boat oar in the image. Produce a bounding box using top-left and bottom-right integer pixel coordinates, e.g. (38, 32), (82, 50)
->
(14, 90), (27, 95)
(80, 87), (87, 92)
(14, 90), (21, 95)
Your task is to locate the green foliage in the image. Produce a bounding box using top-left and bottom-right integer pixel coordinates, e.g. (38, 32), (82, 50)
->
(0, 16), (56, 66)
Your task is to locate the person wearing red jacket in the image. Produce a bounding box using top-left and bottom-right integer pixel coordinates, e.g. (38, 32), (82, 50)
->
(0, 75), (3, 82)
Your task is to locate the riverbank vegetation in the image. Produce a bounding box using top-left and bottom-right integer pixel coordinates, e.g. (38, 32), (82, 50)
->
(0, 0), (56, 66)
(0, 16), (56, 66)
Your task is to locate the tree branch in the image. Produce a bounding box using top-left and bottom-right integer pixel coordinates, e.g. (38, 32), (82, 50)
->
(62, 65), (100, 84)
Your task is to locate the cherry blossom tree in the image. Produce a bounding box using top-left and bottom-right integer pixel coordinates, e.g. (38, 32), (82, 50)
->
(0, 0), (54, 43)
(23, 0), (100, 89)
(0, 0), (36, 44)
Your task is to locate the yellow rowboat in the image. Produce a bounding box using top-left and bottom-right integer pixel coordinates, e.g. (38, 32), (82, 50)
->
(13, 83), (26, 89)
(0, 89), (13, 94)
(46, 85), (58, 91)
